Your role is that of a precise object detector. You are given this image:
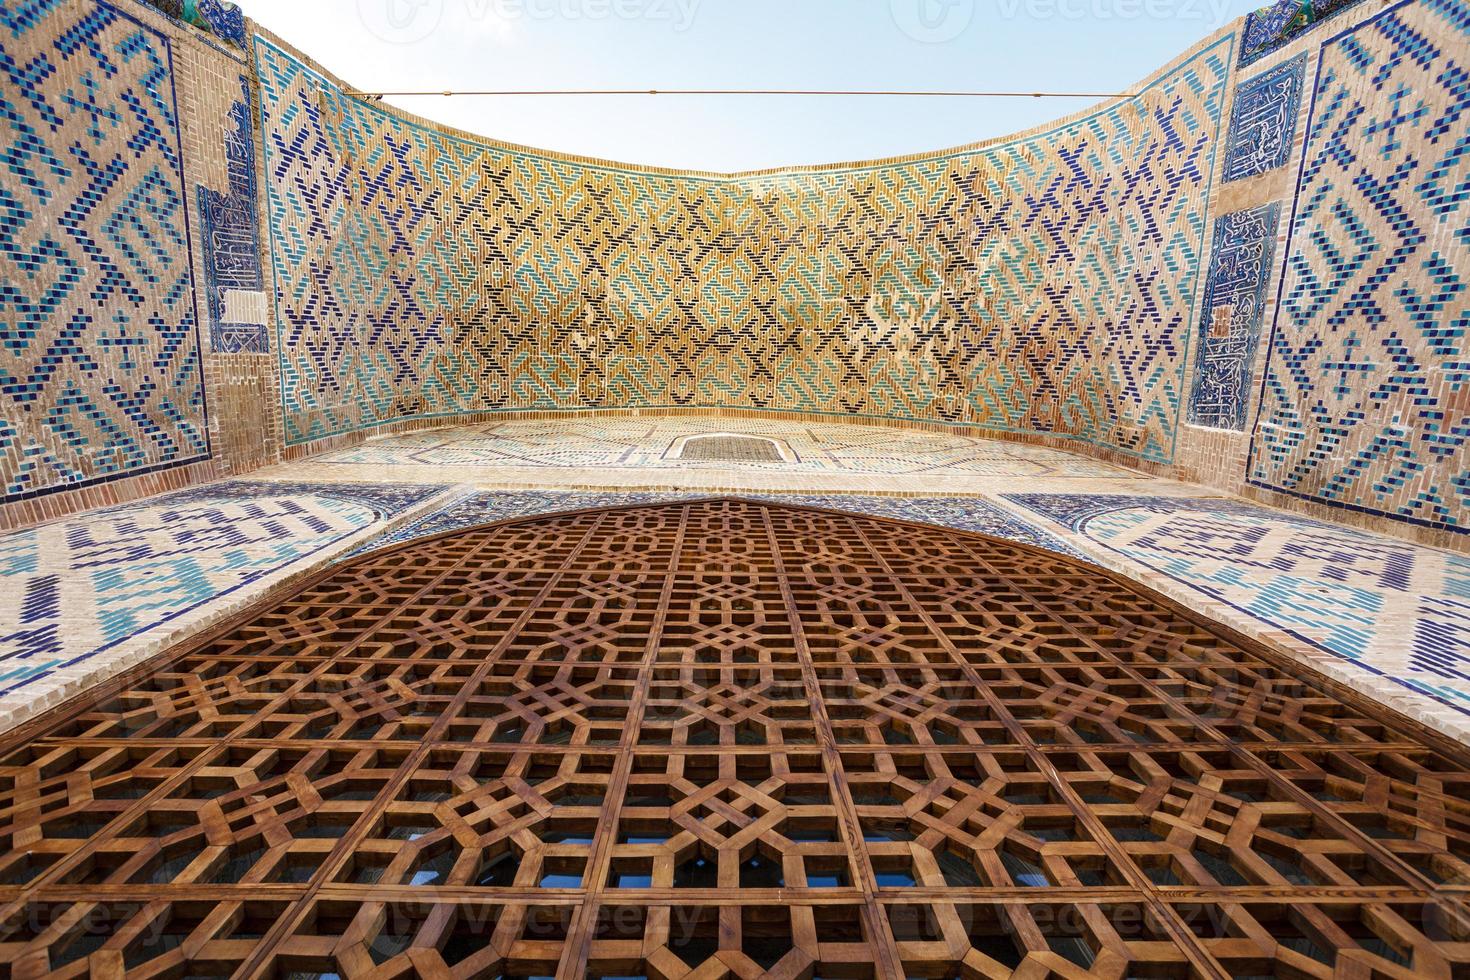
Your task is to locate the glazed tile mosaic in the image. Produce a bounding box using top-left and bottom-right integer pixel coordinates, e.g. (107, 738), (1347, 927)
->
(197, 75), (267, 354)
(140, 0), (245, 46)
(9, 0), (1467, 551)
(254, 34), (1230, 464)
(313, 418), (1148, 478)
(352, 489), (1083, 558)
(1006, 492), (1470, 727)
(1222, 53), (1307, 182)
(0, 479), (447, 729)
(1187, 203), (1282, 431)
(1, 0), (209, 504)
(1248, 0), (1470, 535)
(1240, 0), (1368, 66)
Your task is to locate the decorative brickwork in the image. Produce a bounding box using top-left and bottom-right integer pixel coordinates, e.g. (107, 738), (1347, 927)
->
(1008, 492), (1470, 712)
(0, 480), (446, 695)
(6, 0), (1468, 555)
(0, 0), (209, 505)
(255, 37), (1232, 464)
(1248, 0), (1470, 534)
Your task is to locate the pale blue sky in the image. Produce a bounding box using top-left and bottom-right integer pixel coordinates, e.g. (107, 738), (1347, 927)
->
(245, 0), (1259, 172)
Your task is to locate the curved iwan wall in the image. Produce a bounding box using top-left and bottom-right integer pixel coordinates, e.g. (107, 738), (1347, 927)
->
(3, 0), (1466, 548)
(255, 36), (1232, 464)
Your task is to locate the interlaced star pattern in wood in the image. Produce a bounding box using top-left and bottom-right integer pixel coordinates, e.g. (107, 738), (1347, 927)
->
(0, 500), (1466, 979)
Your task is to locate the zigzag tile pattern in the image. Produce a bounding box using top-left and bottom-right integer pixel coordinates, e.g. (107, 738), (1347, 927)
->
(0, 0), (208, 504)
(1248, 0), (1470, 533)
(255, 38), (1232, 464)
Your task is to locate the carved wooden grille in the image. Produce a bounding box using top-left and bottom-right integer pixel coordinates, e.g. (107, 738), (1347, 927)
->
(0, 499), (1466, 978)
(677, 436), (786, 463)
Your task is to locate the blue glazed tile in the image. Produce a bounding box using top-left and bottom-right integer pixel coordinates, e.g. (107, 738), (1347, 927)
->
(1223, 55), (1307, 182)
(0, 0), (210, 504)
(1006, 492), (1470, 716)
(1188, 204), (1282, 431)
(197, 77), (267, 354)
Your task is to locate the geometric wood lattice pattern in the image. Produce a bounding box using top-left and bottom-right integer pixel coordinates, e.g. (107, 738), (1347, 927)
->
(0, 500), (1467, 978)
(677, 436), (786, 463)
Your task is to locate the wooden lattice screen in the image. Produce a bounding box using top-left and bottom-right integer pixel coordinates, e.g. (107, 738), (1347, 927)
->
(677, 437), (785, 463)
(0, 499), (1466, 979)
